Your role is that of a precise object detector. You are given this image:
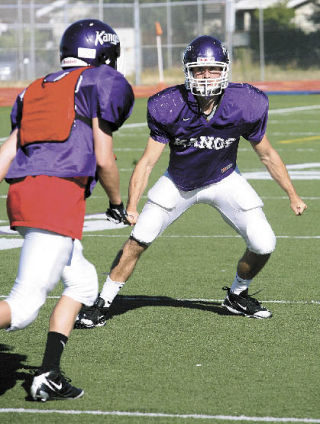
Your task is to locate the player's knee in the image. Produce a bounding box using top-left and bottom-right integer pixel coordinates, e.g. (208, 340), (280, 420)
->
(132, 201), (168, 245)
(246, 219), (276, 255)
(62, 260), (98, 306)
(5, 287), (45, 331)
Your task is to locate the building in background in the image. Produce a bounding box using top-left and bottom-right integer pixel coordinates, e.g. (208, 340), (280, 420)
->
(0, 0), (318, 84)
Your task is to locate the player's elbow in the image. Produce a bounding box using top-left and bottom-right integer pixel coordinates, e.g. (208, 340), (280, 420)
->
(96, 154), (116, 170)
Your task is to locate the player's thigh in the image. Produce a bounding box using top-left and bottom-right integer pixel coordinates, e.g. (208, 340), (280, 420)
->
(133, 176), (196, 245)
(132, 200), (186, 245)
(6, 227), (73, 330)
(62, 239), (98, 306)
(225, 207), (276, 254)
(201, 172), (276, 254)
(15, 227), (73, 290)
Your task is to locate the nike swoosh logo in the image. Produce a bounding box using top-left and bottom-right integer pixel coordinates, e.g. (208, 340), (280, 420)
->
(238, 304), (248, 311)
(183, 118), (190, 121)
(46, 380), (63, 391)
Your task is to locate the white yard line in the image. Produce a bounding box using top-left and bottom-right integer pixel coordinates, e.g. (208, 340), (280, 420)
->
(268, 105), (320, 114)
(80, 234), (320, 239)
(0, 295), (318, 304)
(0, 408), (319, 423)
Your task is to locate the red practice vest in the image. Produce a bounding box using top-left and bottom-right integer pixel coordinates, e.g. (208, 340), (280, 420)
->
(19, 67), (90, 146)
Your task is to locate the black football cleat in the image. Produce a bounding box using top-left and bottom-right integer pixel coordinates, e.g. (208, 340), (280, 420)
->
(30, 370), (84, 401)
(74, 295), (109, 329)
(222, 286), (272, 319)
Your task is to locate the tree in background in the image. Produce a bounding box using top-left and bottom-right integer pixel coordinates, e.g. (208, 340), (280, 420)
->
(249, 0), (319, 68)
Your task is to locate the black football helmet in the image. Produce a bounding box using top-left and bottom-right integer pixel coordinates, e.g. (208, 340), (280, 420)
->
(183, 35), (229, 96)
(60, 19), (120, 69)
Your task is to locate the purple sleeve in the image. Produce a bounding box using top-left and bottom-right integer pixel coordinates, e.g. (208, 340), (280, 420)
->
(242, 88), (269, 143)
(147, 99), (170, 144)
(97, 72), (134, 131)
(10, 91), (24, 131)
(243, 107), (268, 143)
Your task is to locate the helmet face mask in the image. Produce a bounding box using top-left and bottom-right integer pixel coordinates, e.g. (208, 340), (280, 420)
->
(60, 19), (120, 69)
(183, 36), (229, 97)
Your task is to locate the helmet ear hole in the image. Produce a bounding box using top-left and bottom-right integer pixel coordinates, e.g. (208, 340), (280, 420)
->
(98, 52), (113, 67)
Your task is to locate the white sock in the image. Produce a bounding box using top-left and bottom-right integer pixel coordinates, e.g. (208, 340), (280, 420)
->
(230, 273), (252, 295)
(100, 275), (125, 307)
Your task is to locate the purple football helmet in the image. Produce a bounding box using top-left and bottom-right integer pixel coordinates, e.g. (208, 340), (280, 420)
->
(60, 19), (120, 69)
(183, 35), (229, 96)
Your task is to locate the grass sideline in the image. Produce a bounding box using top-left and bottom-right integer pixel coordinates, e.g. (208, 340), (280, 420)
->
(0, 95), (319, 423)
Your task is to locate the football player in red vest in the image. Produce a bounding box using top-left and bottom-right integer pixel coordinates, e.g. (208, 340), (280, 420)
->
(0, 19), (133, 401)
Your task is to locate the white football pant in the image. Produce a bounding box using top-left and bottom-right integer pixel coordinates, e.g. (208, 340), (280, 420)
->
(5, 227), (98, 331)
(132, 170), (276, 254)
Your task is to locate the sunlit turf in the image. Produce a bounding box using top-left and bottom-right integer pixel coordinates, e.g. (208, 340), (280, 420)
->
(0, 95), (319, 423)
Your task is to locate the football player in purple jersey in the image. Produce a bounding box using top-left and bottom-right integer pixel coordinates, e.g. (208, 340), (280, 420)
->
(76, 35), (307, 328)
(0, 19), (133, 400)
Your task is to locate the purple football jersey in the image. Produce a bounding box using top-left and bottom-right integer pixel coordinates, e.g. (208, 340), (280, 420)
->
(7, 65), (134, 189)
(148, 83), (268, 190)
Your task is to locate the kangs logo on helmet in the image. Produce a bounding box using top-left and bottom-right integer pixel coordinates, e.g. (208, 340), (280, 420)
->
(95, 31), (119, 46)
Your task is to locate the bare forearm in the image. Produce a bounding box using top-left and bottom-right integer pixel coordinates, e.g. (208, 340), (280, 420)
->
(127, 161), (152, 211)
(256, 139), (307, 215)
(261, 150), (297, 198)
(98, 161), (122, 205)
(126, 137), (165, 221)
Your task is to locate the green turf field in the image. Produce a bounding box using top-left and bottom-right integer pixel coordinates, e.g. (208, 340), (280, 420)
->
(0, 94), (319, 424)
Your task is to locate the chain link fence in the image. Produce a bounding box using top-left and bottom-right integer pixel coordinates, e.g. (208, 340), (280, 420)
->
(0, 1), (318, 85)
(0, 0), (233, 84)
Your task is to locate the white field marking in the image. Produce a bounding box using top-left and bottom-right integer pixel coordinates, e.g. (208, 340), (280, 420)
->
(0, 226), (16, 236)
(243, 163), (320, 180)
(0, 213), (129, 238)
(238, 148), (318, 152)
(238, 148), (285, 152)
(4, 194), (319, 201)
(287, 163), (320, 169)
(268, 105), (320, 114)
(5, 233), (319, 240)
(87, 196), (320, 200)
(122, 122), (148, 128)
(0, 409), (320, 423)
(268, 120), (319, 124)
(82, 234), (320, 239)
(0, 238), (23, 250)
(243, 172), (320, 180)
(271, 132), (318, 136)
(295, 149), (317, 152)
(260, 196), (320, 200)
(1, 234), (319, 252)
(0, 295), (319, 305)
